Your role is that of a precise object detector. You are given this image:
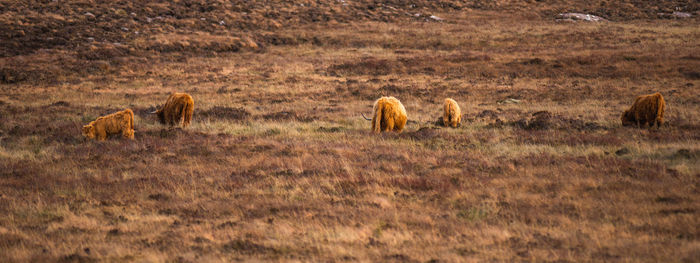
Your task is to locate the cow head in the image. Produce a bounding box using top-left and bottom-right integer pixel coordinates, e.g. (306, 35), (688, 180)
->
(621, 110), (635, 126)
(156, 110), (166, 124)
(82, 124), (95, 139)
(151, 108), (166, 124)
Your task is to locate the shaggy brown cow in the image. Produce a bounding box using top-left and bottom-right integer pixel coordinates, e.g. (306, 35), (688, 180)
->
(362, 96), (407, 133)
(152, 93), (194, 128)
(621, 92), (665, 128)
(82, 109), (135, 141)
(443, 98), (461, 128)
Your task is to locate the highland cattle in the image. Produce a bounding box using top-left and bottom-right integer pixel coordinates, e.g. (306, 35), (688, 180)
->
(82, 109), (135, 141)
(621, 92), (665, 128)
(362, 96), (407, 133)
(442, 98), (461, 128)
(152, 93), (194, 128)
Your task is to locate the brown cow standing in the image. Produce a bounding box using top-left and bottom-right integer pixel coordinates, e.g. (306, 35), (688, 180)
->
(443, 98), (462, 128)
(362, 96), (408, 133)
(621, 92), (665, 128)
(82, 109), (135, 141)
(153, 92), (194, 128)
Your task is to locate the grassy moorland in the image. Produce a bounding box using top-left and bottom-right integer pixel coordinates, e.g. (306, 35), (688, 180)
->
(0, 1), (699, 262)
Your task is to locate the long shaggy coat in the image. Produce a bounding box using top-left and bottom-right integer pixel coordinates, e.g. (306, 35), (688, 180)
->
(370, 96), (407, 133)
(621, 92), (665, 128)
(82, 109), (135, 140)
(155, 93), (194, 128)
(443, 98), (461, 128)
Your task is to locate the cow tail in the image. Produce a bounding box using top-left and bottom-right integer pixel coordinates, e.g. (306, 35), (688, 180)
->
(183, 100), (193, 127)
(447, 103), (453, 124)
(372, 103), (382, 133)
(656, 94), (664, 119)
(656, 94), (665, 127)
(129, 109), (134, 130)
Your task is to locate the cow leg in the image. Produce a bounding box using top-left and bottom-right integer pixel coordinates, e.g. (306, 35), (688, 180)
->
(123, 128), (134, 139)
(385, 117), (395, 132)
(97, 129), (107, 141)
(169, 110), (176, 126)
(173, 105), (180, 126)
(178, 105), (185, 127)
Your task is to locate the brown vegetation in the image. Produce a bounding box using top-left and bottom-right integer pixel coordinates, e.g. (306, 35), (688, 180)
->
(622, 92), (666, 128)
(81, 109), (134, 141)
(0, 1), (699, 262)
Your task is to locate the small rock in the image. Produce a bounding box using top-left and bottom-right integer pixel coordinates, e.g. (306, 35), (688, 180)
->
(615, 148), (630, 156)
(674, 11), (692, 18)
(557, 13), (606, 22)
(498, 98), (521, 104)
(429, 15), (444, 21)
(120, 27), (129, 32)
(84, 12), (95, 18)
(658, 11), (693, 18)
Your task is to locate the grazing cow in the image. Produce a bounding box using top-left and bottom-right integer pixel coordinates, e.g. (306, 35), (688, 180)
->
(152, 92), (194, 128)
(82, 109), (135, 141)
(442, 98), (461, 128)
(362, 96), (407, 133)
(621, 92), (665, 128)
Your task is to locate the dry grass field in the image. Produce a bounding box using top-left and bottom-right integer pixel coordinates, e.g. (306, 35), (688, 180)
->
(1, 1), (699, 262)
